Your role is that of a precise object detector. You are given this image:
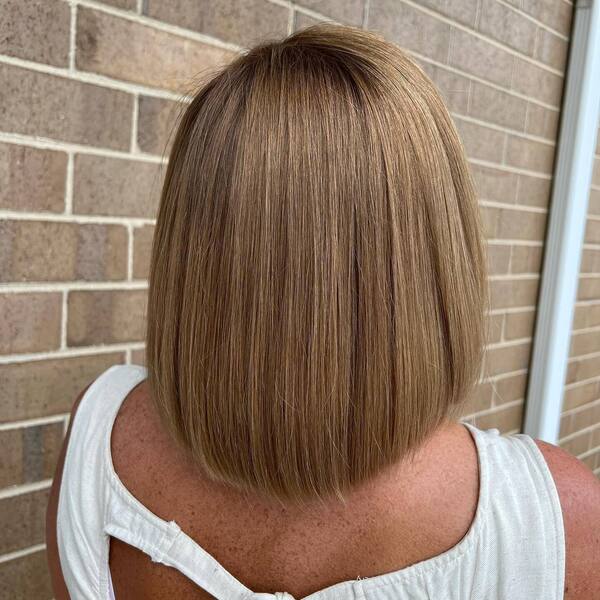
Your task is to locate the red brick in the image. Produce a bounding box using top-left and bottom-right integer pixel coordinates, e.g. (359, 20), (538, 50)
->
(515, 1), (572, 37)
(560, 430), (591, 457)
(505, 136), (556, 175)
(510, 245), (543, 274)
(569, 330), (600, 358)
(449, 28), (514, 88)
(490, 278), (540, 310)
(566, 355), (600, 385)
(132, 225), (155, 280)
(491, 372), (528, 405)
(469, 80), (528, 131)
(474, 401), (524, 433)
(410, 0), (477, 27)
(504, 309), (536, 340)
(577, 276), (600, 302)
(482, 206), (547, 242)
(145, 0), (289, 47)
(564, 381), (600, 412)
(0, 63), (132, 150)
(73, 155), (162, 219)
(137, 96), (183, 156)
(471, 164), (518, 204)
(486, 313), (504, 344)
(572, 303), (600, 330)
(483, 341), (531, 377)
(0, 550), (52, 599)
(67, 289), (147, 346)
(420, 64), (470, 115)
(0, 0), (70, 67)
(294, 11), (323, 32)
(516, 173), (552, 209)
(0, 220), (127, 282)
(0, 422), (64, 488)
(0, 352), (124, 422)
(130, 347), (146, 366)
(571, 401), (600, 432)
(97, 0), (137, 8)
(0, 143), (67, 213)
(487, 243), (511, 275)
(525, 103), (560, 141)
(76, 7), (236, 92)
(511, 56), (565, 107)
(461, 380), (493, 416)
(368, 1), (450, 63)
(0, 488), (49, 554)
(534, 29), (568, 72)
(296, 0), (364, 26)
(455, 118), (506, 163)
(477, 0), (536, 55)
(0, 293), (61, 355)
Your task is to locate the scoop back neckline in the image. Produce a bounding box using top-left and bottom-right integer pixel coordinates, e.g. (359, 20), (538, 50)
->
(103, 363), (489, 600)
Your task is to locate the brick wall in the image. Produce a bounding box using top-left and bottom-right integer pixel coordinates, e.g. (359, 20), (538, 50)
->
(0, 0), (583, 596)
(560, 124), (600, 471)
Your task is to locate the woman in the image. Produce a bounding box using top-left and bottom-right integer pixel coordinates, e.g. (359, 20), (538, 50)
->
(46, 23), (599, 600)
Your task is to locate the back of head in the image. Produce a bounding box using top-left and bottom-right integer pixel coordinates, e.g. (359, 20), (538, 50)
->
(145, 23), (489, 505)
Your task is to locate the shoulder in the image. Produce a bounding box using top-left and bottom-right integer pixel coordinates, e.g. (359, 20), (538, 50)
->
(533, 439), (600, 599)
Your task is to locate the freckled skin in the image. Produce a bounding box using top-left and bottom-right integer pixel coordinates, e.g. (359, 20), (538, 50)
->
(47, 381), (600, 599)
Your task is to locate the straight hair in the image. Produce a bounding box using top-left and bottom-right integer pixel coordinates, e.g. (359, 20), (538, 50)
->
(145, 23), (489, 505)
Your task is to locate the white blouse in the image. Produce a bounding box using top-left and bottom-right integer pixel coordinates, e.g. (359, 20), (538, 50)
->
(57, 364), (565, 600)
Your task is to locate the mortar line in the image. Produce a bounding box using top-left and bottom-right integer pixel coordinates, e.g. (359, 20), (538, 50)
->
(0, 281), (149, 293)
(68, 1), (77, 72)
(0, 343), (145, 366)
(0, 131), (167, 163)
(0, 414), (69, 431)
(559, 421), (600, 443)
(0, 479), (52, 500)
(496, 0), (570, 41)
(0, 36), (564, 113)
(479, 199), (548, 213)
(0, 210), (156, 226)
(68, 0), (242, 53)
(0, 544), (46, 565)
(0, 53), (187, 101)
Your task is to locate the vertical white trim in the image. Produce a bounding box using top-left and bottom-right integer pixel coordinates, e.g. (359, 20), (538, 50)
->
(524, 0), (600, 442)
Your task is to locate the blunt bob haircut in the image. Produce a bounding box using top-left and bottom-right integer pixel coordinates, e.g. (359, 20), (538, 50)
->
(146, 23), (488, 504)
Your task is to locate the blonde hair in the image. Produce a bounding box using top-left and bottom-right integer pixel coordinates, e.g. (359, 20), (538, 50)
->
(145, 23), (488, 504)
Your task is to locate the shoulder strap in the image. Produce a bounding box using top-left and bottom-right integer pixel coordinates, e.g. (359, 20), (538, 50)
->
(100, 367), (292, 600)
(104, 494), (259, 600)
(475, 426), (566, 600)
(57, 363), (148, 598)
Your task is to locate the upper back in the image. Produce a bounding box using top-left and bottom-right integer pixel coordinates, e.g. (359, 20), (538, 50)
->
(49, 364), (600, 600)
(109, 370), (481, 598)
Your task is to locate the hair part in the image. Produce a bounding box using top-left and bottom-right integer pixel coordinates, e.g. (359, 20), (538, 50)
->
(145, 23), (489, 505)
